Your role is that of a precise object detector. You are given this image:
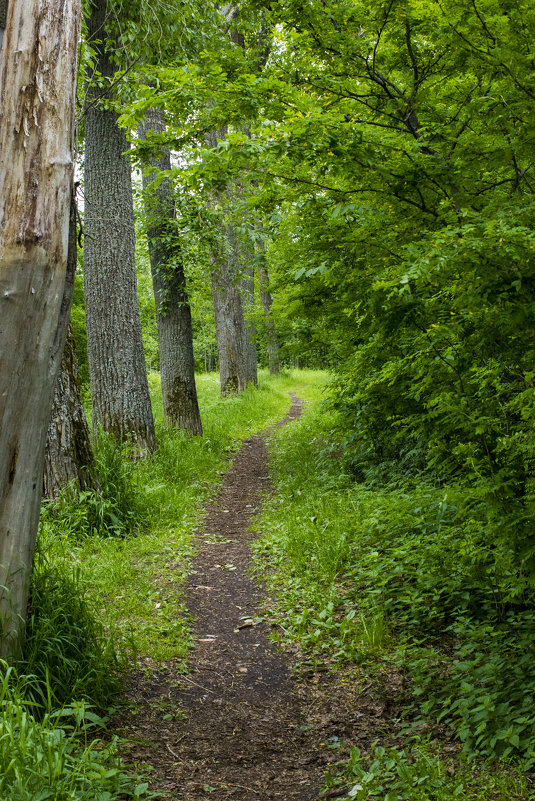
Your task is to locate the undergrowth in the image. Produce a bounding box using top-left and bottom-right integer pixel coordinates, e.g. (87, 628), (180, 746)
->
(0, 663), (151, 801)
(252, 388), (535, 796)
(39, 369), (315, 661)
(21, 369), (319, 799)
(17, 558), (125, 712)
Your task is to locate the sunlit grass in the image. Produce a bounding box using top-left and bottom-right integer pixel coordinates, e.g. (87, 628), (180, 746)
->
(41, 369), (327, 662)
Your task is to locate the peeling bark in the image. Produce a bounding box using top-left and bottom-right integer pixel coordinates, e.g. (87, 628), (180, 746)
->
(139, 108), (203, 435)
(0, 0), (80, 656)
(84, 0), (155, 452)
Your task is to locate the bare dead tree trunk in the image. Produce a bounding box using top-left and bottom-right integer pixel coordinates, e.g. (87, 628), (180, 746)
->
(44, 324), (96, 499)
(84, 0), (155, 452)
(139, 108), (203, 435)
(0, 0), (80, 657)
(257, 249), (280, 374)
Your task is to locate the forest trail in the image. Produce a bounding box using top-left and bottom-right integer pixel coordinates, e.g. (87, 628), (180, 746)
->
(116, 396), (369, 801)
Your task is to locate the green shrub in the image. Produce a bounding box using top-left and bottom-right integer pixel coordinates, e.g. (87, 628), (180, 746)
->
(17, 560), (124, 712)
(255, 398), (535, 765)
(407, 615), (535, 765)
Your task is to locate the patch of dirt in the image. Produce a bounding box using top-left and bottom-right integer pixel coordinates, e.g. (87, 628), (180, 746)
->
(115, 396), (403, 800)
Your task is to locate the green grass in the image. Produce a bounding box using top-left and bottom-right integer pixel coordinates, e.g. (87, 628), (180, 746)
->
(0, 663), (153, 801)
(40, 368), (324, 662)
(251, 383), (535, 797)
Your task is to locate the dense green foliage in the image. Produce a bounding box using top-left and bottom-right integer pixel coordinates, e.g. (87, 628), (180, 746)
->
(124, 0), (535, 580)
(119, 1), (535, 772)
(253, 392), (535, 783)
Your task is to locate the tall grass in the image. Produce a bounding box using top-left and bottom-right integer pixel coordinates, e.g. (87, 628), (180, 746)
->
(17, 559), (125, 711)
(0, 663), (151, 800)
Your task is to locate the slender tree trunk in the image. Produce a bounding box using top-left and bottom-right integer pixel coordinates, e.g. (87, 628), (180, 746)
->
(211, 232), (249, 394)
(206, 129), (251, 394)
(139, 108), (202, 434)
(84, 0), (155, 452)
(257, 252), (280, 374)
(0, 0), (80, 656)
(240, 264), (258, 385)
(44, 325), (96, 499)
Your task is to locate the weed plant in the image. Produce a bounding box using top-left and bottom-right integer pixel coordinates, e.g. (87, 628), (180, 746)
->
(252, 386), (535, 793)
(323, 742), (530, 801)
(0, 663), (152, 800)
(40, 429), (147, 540)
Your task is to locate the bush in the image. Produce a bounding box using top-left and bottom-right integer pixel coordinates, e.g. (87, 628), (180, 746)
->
(254, 400), (535, 764)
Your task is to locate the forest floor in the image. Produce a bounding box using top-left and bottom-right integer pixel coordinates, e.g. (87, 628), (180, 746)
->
(114, 396), (403, 801)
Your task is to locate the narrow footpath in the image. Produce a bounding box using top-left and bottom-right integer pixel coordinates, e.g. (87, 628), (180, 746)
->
(117, 397), (393, 800)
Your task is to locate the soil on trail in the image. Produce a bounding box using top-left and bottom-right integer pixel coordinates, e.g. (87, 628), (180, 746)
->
(117, 397), (403, 800)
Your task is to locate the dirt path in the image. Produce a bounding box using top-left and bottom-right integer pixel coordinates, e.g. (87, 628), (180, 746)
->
(117, 397), (393, 800)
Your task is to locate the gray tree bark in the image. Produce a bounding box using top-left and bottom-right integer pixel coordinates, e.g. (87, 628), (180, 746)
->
(0, 0), (80, 656)
(257, 250), (280, 374)
(211, 228), (249, 395)
(207, 129), (255, 395)
(240, 264), (258, 385)
(139, 108), (203, 434)
(44, 324), (96, 499)
(84, 0), (155, 452)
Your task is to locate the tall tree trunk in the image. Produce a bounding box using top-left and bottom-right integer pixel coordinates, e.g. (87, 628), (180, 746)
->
(139, 108), (203, 435)
(44, 325), (96, 499)
(84, 0), (155, 452)
(207, 129), (251, 395)
(257, 251), (280, 374)
(240, 264), (258, 385)
(0, 0), (80, 656)
(211, 232), (249, 395)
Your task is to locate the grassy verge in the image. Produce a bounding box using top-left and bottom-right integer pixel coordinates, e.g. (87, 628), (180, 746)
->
(6, 368), (318, 800)
(39, 369), (318, 663)
(252, 385), (535, 800)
